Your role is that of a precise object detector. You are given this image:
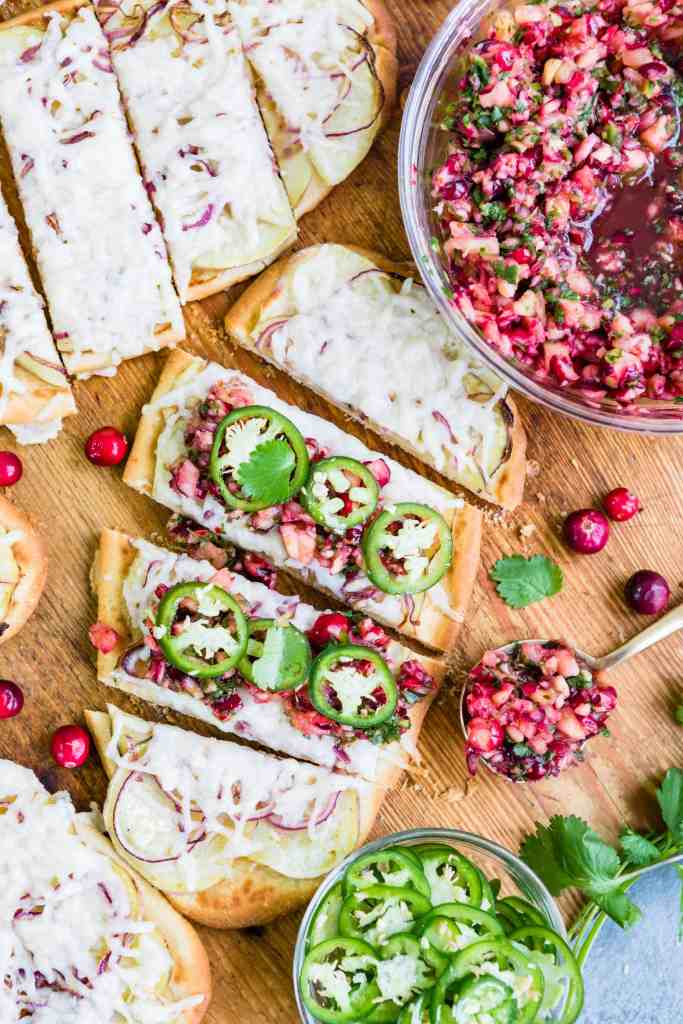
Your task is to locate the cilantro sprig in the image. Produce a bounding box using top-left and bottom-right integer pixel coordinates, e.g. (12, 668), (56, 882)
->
(490, 554), (563, 608)
(237, 439), (296, 507)
(520, 768), (683, 965)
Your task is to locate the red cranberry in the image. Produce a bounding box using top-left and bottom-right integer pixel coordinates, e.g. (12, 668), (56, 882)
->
(467, 717), (504, 753)
(88, 622), (119, 654)
(51, 724), (90, 768)
(0, 680), (24, 718)
(0, 452), (22, 487)
(603, 487), (642, 522)
(308, 612), (349, 649)
(85, 427), (128, 467)
(563, 509), (610, 554)
(625, 570), (670, 615)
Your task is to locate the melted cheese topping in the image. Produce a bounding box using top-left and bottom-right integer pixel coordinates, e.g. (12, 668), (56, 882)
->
(0, 9), (183, 377)
(0, 192), (70, 429)
(0, 760), (203, 1023)
(103, 0), (295, 300)
(147, 357), (462, 634)
(0, 525), (21, 620)
(114, 538), (412, 779)
(260, 245), (509, 490)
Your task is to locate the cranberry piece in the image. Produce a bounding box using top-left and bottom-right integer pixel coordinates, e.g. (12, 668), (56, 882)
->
(51, 724), (90, 768)
(602, 487), (641, 522)
(0, 451), (22, 487)
(88, 622), (119, 654)
(625, 570), (670, 615)
(0, 680), (24, 718)
(308, 612), (349, 649)
(85, 427), (128, 467)
(363, 459), (391, 487)
(467, 717), (504, 753)
(563, 509), (610, 554)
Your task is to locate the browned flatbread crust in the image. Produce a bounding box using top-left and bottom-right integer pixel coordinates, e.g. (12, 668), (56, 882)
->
(86, 706), (389, 928)
(0, 367), (76, 428)
(225, 243), (527, 510)
(0, 495), (47, 645)
(185, 229), (298, 303)
(73, 813), (211, 1021)
(123, 348), (481, 650)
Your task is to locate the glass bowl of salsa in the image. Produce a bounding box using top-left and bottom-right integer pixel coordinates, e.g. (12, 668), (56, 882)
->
(399, 0), (683, 433)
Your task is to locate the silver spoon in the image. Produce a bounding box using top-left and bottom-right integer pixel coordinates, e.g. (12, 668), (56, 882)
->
(460, 602), (683, 781)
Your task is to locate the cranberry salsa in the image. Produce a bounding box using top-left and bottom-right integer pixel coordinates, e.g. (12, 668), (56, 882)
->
(433, 0), (683, 405)
(464, 640), (617, 780)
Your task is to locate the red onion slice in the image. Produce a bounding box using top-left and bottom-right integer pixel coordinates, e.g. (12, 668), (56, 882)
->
(266, 791), (340, 831)
(112, 772), (187, 864)
(182, 203), (215, 232)
(255, 318), (289, 351)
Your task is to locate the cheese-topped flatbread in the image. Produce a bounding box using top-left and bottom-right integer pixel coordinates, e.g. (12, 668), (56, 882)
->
(92, 528), (444, 781)
(1, 758), (210, 1022)
(96, 0), (297, 302)
(0, 189), (75, 444)
(87, 704), (384, 927)
(0, 1), (185, 379)
(123, 349), (482, 652)
(227, 244), (527, 509)
(0, 495), (47, 646)
(229, 0), (397, 216)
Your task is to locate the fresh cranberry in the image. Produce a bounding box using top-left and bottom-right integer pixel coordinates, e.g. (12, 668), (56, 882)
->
(563, 509), (610, 554)
(0, 680), (24, 719)
(51, 724), (90, 768)
(308, 612), (349, 649)
(467, 717), (504, 753)
(625, 570), (670, 614)
(85, 427), (128, 467)
(603, 488), (642, 522)
(0, 452), (22, 487)
(88, 622), (119, 654)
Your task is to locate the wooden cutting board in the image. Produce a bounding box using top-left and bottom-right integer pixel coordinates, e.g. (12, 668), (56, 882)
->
(1, 1), (682, 1020)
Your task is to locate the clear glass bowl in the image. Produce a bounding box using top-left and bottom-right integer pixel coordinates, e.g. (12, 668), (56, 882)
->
(398, 1), (683, 434)
(293, 826), (569, 1023)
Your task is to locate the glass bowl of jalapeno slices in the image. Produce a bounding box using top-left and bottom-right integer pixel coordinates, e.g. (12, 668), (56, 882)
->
(294, 828), (583, 1024)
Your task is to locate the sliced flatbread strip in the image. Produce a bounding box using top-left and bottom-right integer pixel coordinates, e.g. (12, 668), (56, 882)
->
(123, 349), (482, 651)
(0, 187), (75, 443)
(229, 0), (398, 217)
(86, 704), (385, 928)
(1, 757), (210, 1021)
(0, 0), (185, 378)
(92, 528), (445, 781)
(226, 243), (527, 509)
(0, 495), (47, 645)
(94, 0), (297, 302)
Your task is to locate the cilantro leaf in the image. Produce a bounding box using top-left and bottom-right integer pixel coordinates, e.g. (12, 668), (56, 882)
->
(237, 439), (296, 507)
(490, 554), (563, 609)
(590, 889), (642, 930)
(519, 819), (577, 895)
(657, 768), (683, 841)
(619, 829), (661, 866)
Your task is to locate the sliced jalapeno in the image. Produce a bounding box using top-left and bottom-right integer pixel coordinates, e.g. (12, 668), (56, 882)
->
(238, 617), (311, 691)
(398, 994), (430, 1024)
(497, 896), (547, 929)
(509, 926), (584, 1024)
(362, 503), (452, 596)
(155, 581), (248, 678)
(339, 885), (431, 945)
(209, 405), (309, 511)
(309, 644), (398, 729)
(344, 847), (430, 899)
(300, 936), (380, 1023)
(431, 939), (544, 1024)
(307, 883), (345, 951)
(365, 933), (440, 1023)
(454, 975), (518, 1024)
(418, 903), (504, 958)
(302, 456), (379, 534)
(419, 849), (483, 907)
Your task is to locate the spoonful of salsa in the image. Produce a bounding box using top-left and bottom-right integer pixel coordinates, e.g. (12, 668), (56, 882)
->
(461, 602), (683, 783)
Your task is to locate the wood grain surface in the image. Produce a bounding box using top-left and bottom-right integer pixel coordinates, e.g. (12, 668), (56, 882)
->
(1, 1), (682, 1021)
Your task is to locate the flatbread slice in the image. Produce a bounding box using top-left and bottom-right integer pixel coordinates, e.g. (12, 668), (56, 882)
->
(86, 703), (385, 928)
(226, 243), (527, 509)
(0, 187), (75, 443)
(91, 528), (445, 782)
(122, 349), (482, 651)
(95, 0), (297, 302)
(0, 495), (47, 645)
(229, 0), (398, 217)
(0, 0), (185, 378)
(1, 757), (210, 1021)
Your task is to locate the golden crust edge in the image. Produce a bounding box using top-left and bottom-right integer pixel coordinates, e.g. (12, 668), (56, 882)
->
(0, 496), (48, 645)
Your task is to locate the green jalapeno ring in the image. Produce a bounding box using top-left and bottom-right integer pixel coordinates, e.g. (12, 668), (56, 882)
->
(306, 883), (345, 952)
(343, 847), (431, 899)
(209, 405), (310, 512)
(301, 456), (380, 534)
(301, 936), (380, 1023)
(155, 581), (249, 678)
(418, 903), (504, 956)
(456, 976), (517, 1024)
(509, 926), (584, 1024)
(362, 503), (453, 596)
(238, 617), (312, 691)
(309, 644), (398, 729)
(339, 885), (432, 942)
(431, 939), (544, 1024)
(398, 994), (430, 1024)
(419, 849), (483, 908)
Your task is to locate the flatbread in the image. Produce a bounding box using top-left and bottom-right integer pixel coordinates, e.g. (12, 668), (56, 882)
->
(0, 495), (47, 645)
(123, 348), (482, 652)
(226, 243), (527, 510)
